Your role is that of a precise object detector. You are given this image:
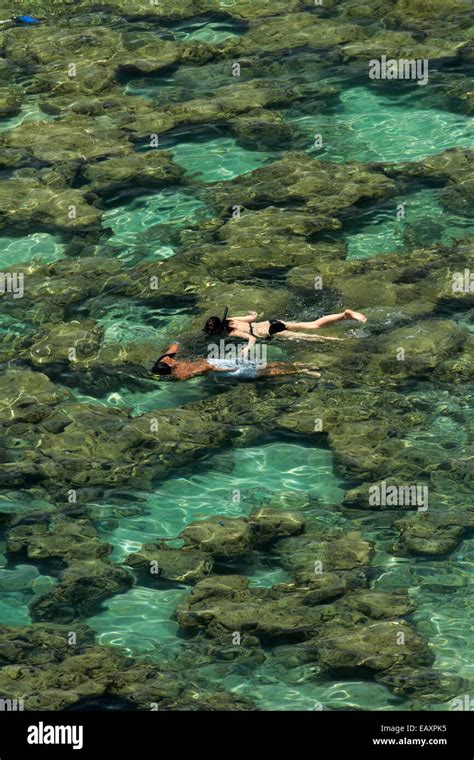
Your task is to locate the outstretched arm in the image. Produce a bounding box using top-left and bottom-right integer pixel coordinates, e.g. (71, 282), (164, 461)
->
(162, 342), (180, 356)
(229, 311), (258, 323)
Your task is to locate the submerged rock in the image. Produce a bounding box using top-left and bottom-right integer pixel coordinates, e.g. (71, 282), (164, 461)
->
(275, 527), (374, 575)
(180, 516), (253, 559)
(17, 320), (103, 368)
(173, 568), (434, 697)
(179, 508), (304, 559)
(127, 81), (299, 142)
(5, 514), (133, 622)
(0, 0), (471, 713)
(228, 13), (367, 56)
(2, 117), (130, 165)
(390, 147), (474, 217)
(0, 622), (254, 710)
(81, 150), (184, 195)
(125, 544), (213, 584)
(174, 575), (329, 642)
(207, 152), (396, 219)
(392, 513), (466, 556)
(376, 669), (465, 703)
(0, 177), (102, 233)
(0, 86), (22, 117)
(315, 620), (433, 673)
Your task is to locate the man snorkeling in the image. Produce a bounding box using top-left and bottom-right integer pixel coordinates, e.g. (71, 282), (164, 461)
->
(204, 307), (367, 357)
(151, 343), (320, 380)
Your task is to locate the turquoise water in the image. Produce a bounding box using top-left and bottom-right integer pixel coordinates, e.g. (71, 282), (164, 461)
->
(169, 17), (246, 44)
(168, 135), (273, 181)
(0, 232), (65, 268)
(292, 86), (474, 163)
(344, 187), (474, 259)
(0, 7), (473, 713)
(88, 441), (350, 705)
(92, 442), (346, 559)
(0, 96), (55, 132)
(0, 563), (56, 626)
(102, 188), (212, 264)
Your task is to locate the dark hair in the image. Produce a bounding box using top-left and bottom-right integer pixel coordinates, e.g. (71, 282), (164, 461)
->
(204, 316), (225, 335)
(151, 350), (177, 376)
(151, 361), (173, 376)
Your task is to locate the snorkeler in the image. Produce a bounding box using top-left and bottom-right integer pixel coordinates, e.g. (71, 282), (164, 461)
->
(151, 343), (320, 380)
(203, 307), (367, 356)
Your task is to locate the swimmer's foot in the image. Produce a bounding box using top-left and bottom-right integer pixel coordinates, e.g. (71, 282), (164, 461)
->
(343, 309), (367, 323)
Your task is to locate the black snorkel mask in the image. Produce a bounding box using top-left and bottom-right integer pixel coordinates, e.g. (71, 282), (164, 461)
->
(151, 350), (177, 376)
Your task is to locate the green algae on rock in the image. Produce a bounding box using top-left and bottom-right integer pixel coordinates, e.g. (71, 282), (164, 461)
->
(0, 622), (254, 710)
(125, 543), (214, 584)
(0, 0), (472, 714)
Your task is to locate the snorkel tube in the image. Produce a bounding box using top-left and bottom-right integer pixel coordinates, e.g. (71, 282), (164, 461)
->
(203, 308), (229, 336)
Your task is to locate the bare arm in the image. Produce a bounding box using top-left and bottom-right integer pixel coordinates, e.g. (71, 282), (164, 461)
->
(162, 342), (180, 356)
(229, 311), (258, 323)
(229, 329), (257, 358)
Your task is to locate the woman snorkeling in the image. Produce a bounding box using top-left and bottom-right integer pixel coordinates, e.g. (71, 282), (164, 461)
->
(203, 307), (367, 356)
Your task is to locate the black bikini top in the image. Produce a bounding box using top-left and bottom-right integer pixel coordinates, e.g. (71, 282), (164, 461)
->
(222, 305), (255, 336)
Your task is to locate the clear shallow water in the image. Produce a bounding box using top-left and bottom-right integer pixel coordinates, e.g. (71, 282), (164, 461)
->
(89, 585), (183, 658)
(198, 657), (406, 712)
(170, 17), (245, 44)
(166, 135), (274, 181)
(0, 563), (56, 626)
(0, 9), (473, 714)
(344, 187), (474, 259)
(413, 540), (474, 686)
(70, 377), (221, 414)
(290, 85), (474, 163)
(87, 441), (349, 690)
(0, 96), (55, 132)
(92, 441), (346, 561)
(101, 188), (212, 264)
(86, 435), (474, 710)
(0, 232), (65, 268)
(98, 303), (188, 346)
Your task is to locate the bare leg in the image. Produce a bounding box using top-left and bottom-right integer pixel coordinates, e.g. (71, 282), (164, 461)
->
(259, 364), (321, 378)
(276, 330), (343, 342)
(285, 309), (367, 330)
(293, 362), (320, 369)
